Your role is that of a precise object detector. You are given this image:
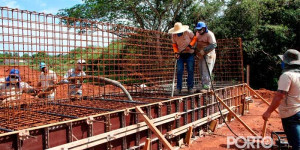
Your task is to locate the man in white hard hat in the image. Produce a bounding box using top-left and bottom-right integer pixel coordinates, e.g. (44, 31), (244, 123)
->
(168, 22), (197, 95)
(263, 49), (300, 150)
(37, 62), (57, 101)
(62, 59), (87, 99)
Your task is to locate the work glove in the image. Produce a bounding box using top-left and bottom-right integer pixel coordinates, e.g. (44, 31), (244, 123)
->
(175, 53), (180, 59)
(185, 46), (191, 51)
(200, 50), (205, 56)
(29, 88), (39, 96)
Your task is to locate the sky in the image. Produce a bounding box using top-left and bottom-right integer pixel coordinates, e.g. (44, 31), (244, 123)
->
(0, 0), (113, 56)
(0, 0), (83, 15)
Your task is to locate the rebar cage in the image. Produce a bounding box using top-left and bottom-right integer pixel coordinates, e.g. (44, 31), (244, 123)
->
(0, 7), (244, 132)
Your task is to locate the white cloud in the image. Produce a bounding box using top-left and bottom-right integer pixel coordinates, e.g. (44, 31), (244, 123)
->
(75, 0), (84, 4)
(40, 2), (46, 7)
(41, 8), (59, 14)
(0, 0), (20, 9)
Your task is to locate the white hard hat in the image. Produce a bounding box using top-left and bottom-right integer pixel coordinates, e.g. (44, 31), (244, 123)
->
(77, 59), (86, 64)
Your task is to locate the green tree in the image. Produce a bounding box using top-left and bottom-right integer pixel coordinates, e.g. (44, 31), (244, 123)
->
(22, 53), (30, 58)
(58, 0), (225, 32)
(211, 0), (299, 89)
(58, 0), (299, 90)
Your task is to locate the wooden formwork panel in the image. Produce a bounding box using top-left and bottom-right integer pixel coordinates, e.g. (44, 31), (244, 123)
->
(0, 84), (250, 150)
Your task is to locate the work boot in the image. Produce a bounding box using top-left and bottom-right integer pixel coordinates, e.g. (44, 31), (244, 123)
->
(200, 85), (210, 93)
(175, 89), (181, 95)
(187, 88), (193, 95)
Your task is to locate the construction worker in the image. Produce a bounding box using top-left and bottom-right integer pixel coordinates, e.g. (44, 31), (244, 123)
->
(262, 49), (300, 150)
(37, 62), (58, 100)
(0, 69), (37, 104)
(193, 21), (217, 92)
(62, 59), (87, 99)
(168, 22), (197, 95)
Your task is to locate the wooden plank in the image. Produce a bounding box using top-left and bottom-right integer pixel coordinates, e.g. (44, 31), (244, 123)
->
(135, 106), (174, 150)
(209, 120), (218, 132)
(245, 84), (278, 113)
(184, 126), (193, 146)
(142, 138), (151, 150)
(166, 108), (232, 138)
(227, 112), (233, 122)
(262, 120), (267, 137)
(215, 94), (258, 136)
(46, 113), (178, 150)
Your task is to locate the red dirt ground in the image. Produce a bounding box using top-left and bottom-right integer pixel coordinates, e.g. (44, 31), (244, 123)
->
(180, 89), (282, 150)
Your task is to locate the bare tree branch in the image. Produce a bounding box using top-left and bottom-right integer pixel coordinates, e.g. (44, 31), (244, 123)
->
(144, 0), (160, 17)
(128, 5), (145, 29)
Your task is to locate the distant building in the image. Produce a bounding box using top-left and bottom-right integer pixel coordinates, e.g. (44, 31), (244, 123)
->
(3, 59), (27, 65)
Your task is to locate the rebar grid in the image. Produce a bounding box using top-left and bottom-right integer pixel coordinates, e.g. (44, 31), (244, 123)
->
(0, 7), (243, 131)
(213, 38), (244, 85)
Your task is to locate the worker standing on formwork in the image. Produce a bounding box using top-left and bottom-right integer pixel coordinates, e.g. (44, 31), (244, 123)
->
(62, 59), (87, 100)
(168, 22), (197, 95)
(263, 49), (300, 150)
(193, 21), (217, 93)
(0, 69), (37, 104)
(37, 62), (58, 101)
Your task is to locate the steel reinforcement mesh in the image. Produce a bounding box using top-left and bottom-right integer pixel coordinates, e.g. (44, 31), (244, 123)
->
(214, 38), (244, 85)
(0, 7), (244, 130)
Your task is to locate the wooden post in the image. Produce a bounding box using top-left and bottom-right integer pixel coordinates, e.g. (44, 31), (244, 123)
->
(142, 138), (151, 150)
(227, 113), (233, 122)
(262, 120), (267, 137)
(209, 120), (218, 132)
(184, 126), (193, 146)
(214, 94), (258, 136)
(245, 84), (279, 113)
(247, 65), (250, 86)
(135, 106), (174, 150)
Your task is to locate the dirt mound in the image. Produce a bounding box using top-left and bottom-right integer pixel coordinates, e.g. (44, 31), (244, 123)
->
(255, 88), (277, 100)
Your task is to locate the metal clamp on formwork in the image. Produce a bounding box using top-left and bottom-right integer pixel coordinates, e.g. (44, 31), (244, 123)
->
(19, 129), (36, 140)
(178, 98), (183, 103)
(124, 108), (130, 116)
(106, 134), (117, 141)
(124, 108), (149, 117)
(166, 131), (175, 139)
(245, 96), (253, 103)
(207, 115), (212, 122)
(174, 113), (181, 120)
(158, 102), (163, 108)
(86, 116), (110, 125)
(86, 116), (94, 125)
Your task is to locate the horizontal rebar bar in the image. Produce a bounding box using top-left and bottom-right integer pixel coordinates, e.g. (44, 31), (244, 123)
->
(0, 127), (13, 132)
(34, 111), (78, 119)
(90, 97), (149, 104)
(51, 102), (114, 111)
(104, 94), (169, 100)
(20, 108), (78, 119)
